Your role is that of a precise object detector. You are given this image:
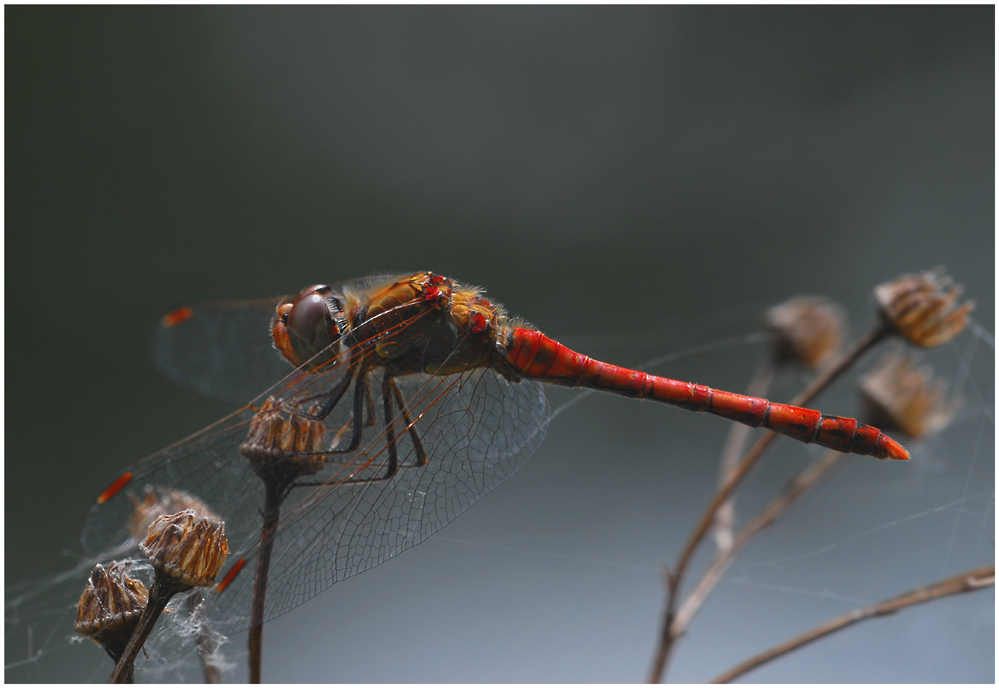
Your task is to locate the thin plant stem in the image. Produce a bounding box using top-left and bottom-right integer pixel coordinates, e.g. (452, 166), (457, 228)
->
(109, 573), (183, 683)
(648, 324), (889, 683)
(248, 484), (283, 684)
(713, 359), (777, 550)
(241, 394), (330, 683)
(710, 564), (995, 684)
(675, 448), (846, 633)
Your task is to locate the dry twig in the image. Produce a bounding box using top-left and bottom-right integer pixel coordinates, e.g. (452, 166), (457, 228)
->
(676, 447), (846, 635)
(648, 325), (887, 682)
(710, 564), (995, 683)
(110, 512), (227, 683)
(712, 361), (776, 551)
(714, 297), (845, 552)
(649, 269), (974, 683)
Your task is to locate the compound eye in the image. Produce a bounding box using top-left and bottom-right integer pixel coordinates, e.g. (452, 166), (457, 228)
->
(287, 293), (328, 344)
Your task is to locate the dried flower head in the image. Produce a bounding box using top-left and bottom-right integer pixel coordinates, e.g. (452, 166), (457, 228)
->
(858, 350), (960, 439)
(241, 397), (327, 484)
(765, 296), (847, 369)
(129, 486), (220, 540)
(139, 511), (228, 589)
(874, 268), (973, 348)
(74, 561), (148, 660)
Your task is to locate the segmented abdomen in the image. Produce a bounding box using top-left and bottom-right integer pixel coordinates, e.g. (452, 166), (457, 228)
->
(505, 328), (908, 461)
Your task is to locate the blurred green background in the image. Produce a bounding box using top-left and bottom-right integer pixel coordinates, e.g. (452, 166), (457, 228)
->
(6, 6), (993, 682)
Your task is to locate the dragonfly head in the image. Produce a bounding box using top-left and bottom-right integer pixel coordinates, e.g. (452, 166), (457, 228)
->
(272, 285), (346, 370)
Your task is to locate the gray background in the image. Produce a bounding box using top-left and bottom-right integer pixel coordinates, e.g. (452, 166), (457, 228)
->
(5, 7), (994, 683)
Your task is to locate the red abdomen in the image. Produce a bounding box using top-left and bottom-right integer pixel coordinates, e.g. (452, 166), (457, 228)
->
(505, 328), (908, 461)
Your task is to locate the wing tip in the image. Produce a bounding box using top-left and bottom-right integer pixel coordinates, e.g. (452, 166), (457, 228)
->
(162, 306), (194, 328)
(96, 472), (134, 504)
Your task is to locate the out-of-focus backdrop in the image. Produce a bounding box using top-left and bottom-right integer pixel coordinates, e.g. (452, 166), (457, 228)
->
(6, 7), (993, 683)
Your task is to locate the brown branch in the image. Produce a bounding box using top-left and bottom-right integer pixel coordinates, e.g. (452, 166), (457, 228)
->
(675, 448), (846, 634)
(648, 325), (889, 683)
(110, 574), (184, 683)
(713, 360), (777, 551)
(711, 563), (995, 683)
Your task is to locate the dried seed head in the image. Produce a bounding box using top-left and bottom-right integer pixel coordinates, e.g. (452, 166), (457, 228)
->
(874, 268), (973, 348)
(129, 486), (220, 540)
(139, 511), (229, 590)
(241, 397), (327, 484)
(74, 561), (148, 659)
(858, 350), (960, 439)
(765, 296), (847, 370)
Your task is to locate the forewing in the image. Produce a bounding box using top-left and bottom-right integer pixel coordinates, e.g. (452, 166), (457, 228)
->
(152, 275), (405, 402)
(79, 361), (330, 559)
(154, 298), (292, 402)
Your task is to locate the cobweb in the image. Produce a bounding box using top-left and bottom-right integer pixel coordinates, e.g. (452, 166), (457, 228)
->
(5, 310), (993, 683)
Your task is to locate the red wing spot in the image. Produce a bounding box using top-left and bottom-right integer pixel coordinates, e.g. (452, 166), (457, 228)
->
(162, 306), (194, 328)
(216, 558), (247, 593)
(96, 472), (133, 504)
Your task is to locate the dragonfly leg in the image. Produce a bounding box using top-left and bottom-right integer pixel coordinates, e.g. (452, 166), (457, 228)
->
(295, 372), (368, 455)
(332, 373), (367, 452)
(353, 372), (428, 480)
(363, 374), (377, 427)
(292, 374), (427, 489)
(322, 374), (377, 451)
(289, 368), (355, 421)
(380, 373), (402, 479)
(388, 377), (428, 467)
(334, 371), (426, 477)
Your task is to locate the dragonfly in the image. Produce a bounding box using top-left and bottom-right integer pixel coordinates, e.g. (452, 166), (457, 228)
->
(82, 272), (908, 641)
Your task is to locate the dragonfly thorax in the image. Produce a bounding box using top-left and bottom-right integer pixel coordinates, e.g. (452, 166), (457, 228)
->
(351, 273), (509, 376)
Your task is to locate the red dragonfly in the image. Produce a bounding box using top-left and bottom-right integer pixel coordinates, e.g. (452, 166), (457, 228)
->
(83, 272), (908, 637)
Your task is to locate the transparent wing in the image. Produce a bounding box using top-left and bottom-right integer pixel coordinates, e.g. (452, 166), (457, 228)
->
(153, 298), (292, 402)
(82, 354), (550, 635)
(80, 398), (276, 558)
(152, 275), (406, 402)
